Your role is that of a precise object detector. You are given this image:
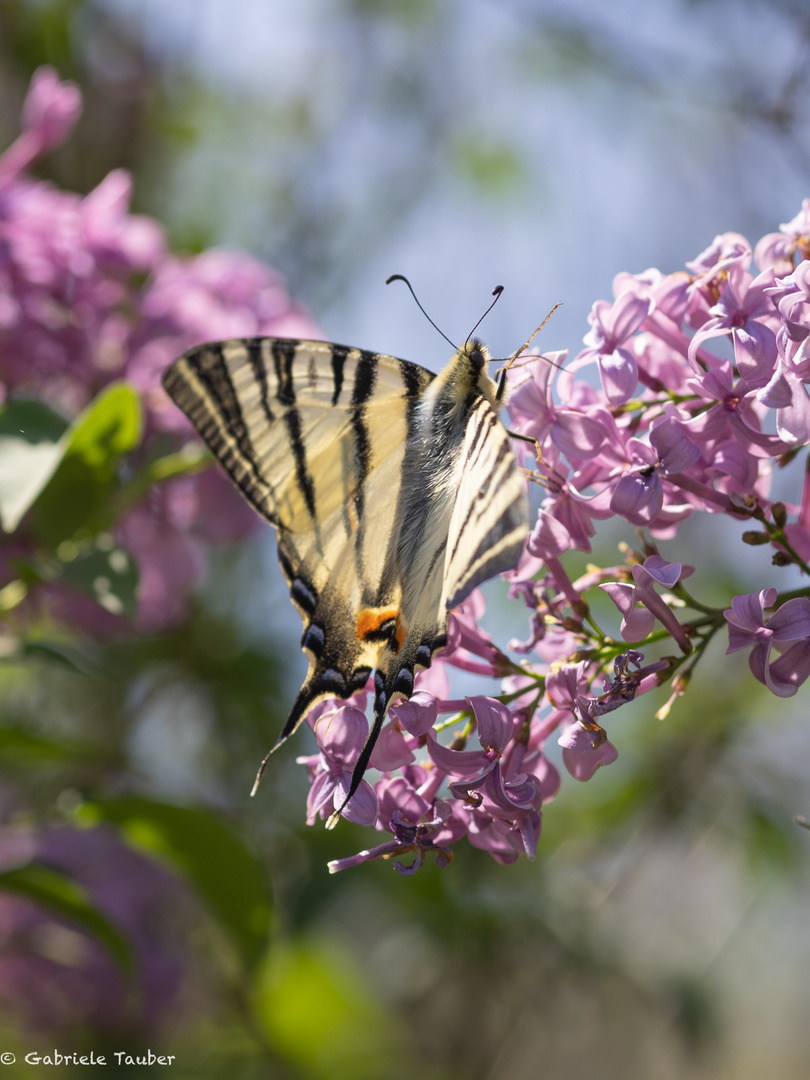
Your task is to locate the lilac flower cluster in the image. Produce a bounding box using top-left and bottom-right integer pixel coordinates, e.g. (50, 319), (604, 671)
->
(0, 68), (319, 630)
(314, 203), (810, 874)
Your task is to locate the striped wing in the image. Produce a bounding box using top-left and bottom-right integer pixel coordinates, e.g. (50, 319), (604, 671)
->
(163, 337), (432, 741)
(370, 393), (530, 723)
(443, 395), (530, 609)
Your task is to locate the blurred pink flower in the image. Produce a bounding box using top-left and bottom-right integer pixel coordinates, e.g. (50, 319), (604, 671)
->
(0, 824), (187, 1039)
(0, 67), (320, 631)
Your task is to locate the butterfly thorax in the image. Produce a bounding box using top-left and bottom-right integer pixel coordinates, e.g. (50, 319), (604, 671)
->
(421, 338), (499, 421)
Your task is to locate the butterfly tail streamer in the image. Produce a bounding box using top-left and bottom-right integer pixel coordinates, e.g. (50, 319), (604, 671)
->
(326, 667), (404, 829)
(249, 686), (315, 797)
(326, 701), (388, 830)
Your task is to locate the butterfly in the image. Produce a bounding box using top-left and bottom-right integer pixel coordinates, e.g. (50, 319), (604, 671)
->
(162, 333), (530, 824)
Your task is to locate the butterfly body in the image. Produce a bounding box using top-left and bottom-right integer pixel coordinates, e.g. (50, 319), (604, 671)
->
(162, 336), (529, 816)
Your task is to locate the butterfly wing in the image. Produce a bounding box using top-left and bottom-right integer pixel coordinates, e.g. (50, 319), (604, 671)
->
(371, 392), (530, 712)
(442, 394), (531, 610)
(329, 352), (531, 819)
(163, 337), (433, 739)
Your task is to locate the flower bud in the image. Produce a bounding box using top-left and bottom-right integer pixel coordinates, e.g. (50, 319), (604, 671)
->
(673, 671), (691, 692)
(771, 502), (787, 528)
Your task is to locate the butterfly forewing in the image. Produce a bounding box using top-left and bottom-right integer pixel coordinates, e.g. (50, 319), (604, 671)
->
(442, 396), (530, 609)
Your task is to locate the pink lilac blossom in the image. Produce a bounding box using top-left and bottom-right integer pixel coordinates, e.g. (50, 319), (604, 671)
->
(0, 68), (320, 631)
(0, 824), (188, 1037)
(321, 195), (810, 873)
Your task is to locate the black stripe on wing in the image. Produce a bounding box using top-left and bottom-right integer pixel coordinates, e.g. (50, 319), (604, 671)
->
(271, 339), (297, 405)
(348, 350), (378, 578)
(245, 339), (277, 423)
(444, 403), (529, 609)
(329, 344), (349, 406)
(266, 341), (320, 523)
(162, 343), (284, 522)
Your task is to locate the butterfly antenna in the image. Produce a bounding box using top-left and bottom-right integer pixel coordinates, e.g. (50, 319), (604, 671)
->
(495, 301), (563, 403)
(465, 284), (504, 345)
(506, 302), (562, 371)
(386, 274), (458, 351)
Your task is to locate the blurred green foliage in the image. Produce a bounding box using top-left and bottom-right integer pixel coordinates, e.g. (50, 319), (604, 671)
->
(0, 860), (134, 974)
(78, 796), (273, 974)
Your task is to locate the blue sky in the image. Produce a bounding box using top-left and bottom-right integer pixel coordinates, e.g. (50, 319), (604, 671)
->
(106, 0), (810, 367)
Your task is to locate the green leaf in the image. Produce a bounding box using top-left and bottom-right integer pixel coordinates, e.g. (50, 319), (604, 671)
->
(7, 532), (139, 622)
(0, 398), (68, 444)
(146, 443), (212, 484)
(0, 723), (97, 764)
(254, 938), (402, 1080)
(0, 862), (134, 974)
(64, 382), (142, 467)
(77, 797), (272, 972)
(0, 399), (69, 532)
(17, 639), (94, 674)
(121, 442), (212, 510)
(32, 382), (143, 547)
(55, 533), (139, 619)
(0, 384), (143, 541)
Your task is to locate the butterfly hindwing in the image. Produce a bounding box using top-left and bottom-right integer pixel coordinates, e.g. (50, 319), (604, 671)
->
(164, 338), (435, 727)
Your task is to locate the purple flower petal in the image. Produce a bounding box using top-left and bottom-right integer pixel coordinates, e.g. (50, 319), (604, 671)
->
(600, 581), (636, 617)
(766, 638), (810, 697)
(333, 775), (378, 827)
(426, 730), (490, 779)
(369, 723), (415, 771)
(765, 597), (810, 641)
(528, 509), (572, 558)
(314, 706), (368, 764)
(649, 417), (701, 473)
(610, 469), (664, 525)
(468, 697), (514, 752)
(598, 346), (639, 405)
(22, 67), (82, 151)
(725, 588), (777, 638)
(559, 723), (619, 781)
(608, 291), (654, 340)
(389, 691), (438, 736)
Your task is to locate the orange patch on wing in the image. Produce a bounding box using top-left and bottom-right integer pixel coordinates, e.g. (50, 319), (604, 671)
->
(356, 606), (399, 640)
